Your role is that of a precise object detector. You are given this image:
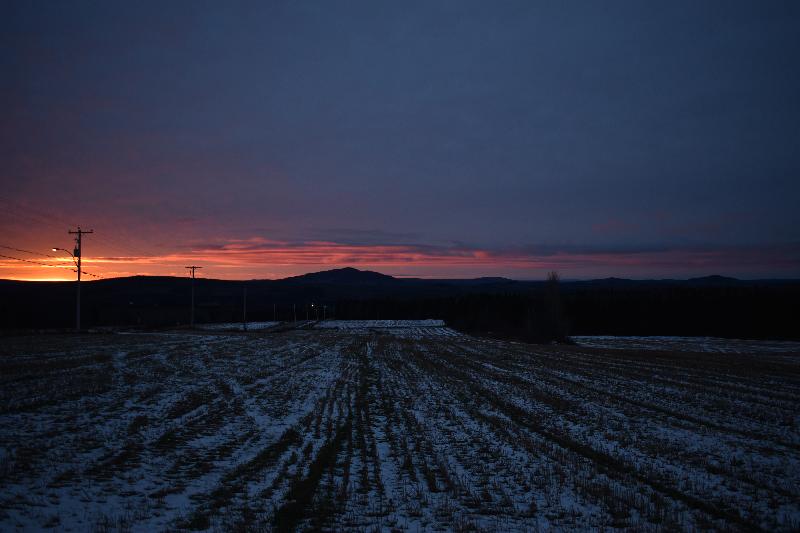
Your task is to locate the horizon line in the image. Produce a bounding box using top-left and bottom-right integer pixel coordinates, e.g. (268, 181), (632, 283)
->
(2, 267), (799, 284)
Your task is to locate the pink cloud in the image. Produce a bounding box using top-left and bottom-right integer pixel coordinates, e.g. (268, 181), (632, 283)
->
(3, 239), (796, 281)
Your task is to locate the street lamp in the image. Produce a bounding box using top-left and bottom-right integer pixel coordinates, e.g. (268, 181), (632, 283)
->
(53, 246), (82, 331)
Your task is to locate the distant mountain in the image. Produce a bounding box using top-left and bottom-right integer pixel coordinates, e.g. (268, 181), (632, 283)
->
(397, 276), (516, 285)
(686, 275), (741, 286)
(459, 276), (515, 285)
(565, 275), (753, 289)
(281, 267), (397, 284)
(1, 268), (798, 335)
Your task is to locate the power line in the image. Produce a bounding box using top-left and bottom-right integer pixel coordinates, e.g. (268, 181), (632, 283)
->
(0, 198), (202, 280)
(0, 252), (69, 269)
(0, 245), (104, 278)
(0, 252), (104, 278)
(0, 197), (152, 260)
(0, 244), (61, 259)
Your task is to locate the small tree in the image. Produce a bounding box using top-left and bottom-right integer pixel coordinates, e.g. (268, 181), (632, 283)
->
(545, 271), (568, 342)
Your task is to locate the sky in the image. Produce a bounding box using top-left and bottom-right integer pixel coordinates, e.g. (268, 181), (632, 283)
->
(1, 0), (799, 281)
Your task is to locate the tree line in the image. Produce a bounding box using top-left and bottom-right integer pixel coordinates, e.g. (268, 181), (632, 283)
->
(2, 275), (798, 341)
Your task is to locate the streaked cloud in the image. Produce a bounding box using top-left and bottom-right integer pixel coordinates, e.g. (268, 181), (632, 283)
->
(3, 238), (796, 281)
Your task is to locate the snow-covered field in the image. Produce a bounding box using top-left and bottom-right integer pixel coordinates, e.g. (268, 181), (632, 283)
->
(574, 335), (800, 354)
(196, 321), (280, 332)
(314, 319), (445, 329)
(1, 327), (798, 531)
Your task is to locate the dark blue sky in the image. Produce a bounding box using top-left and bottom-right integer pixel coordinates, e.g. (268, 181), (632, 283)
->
(2, 1), (799, 279)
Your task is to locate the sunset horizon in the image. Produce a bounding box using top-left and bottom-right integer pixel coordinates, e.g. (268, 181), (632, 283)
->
(3, 2), (799, 530)
(3, 234), (799, 282)
(3, 2), (798, 283)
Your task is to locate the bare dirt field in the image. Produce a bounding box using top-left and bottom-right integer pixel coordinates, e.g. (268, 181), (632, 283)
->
(1, 325), (798, 531)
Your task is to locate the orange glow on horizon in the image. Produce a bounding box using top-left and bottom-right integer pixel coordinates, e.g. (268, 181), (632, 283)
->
(1, 238), (796, 281)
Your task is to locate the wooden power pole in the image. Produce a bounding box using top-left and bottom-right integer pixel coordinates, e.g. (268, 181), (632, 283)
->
(67, 227), (92, 332)
(185, 266), (202, 328)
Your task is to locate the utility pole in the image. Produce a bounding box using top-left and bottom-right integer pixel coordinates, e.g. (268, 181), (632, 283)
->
(66, 227), (92, 332)
(323, 305), (327, 321)
(185, 266), (202, 328)
(273, 303), (276, 322)
(293, 303), (296, 323)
